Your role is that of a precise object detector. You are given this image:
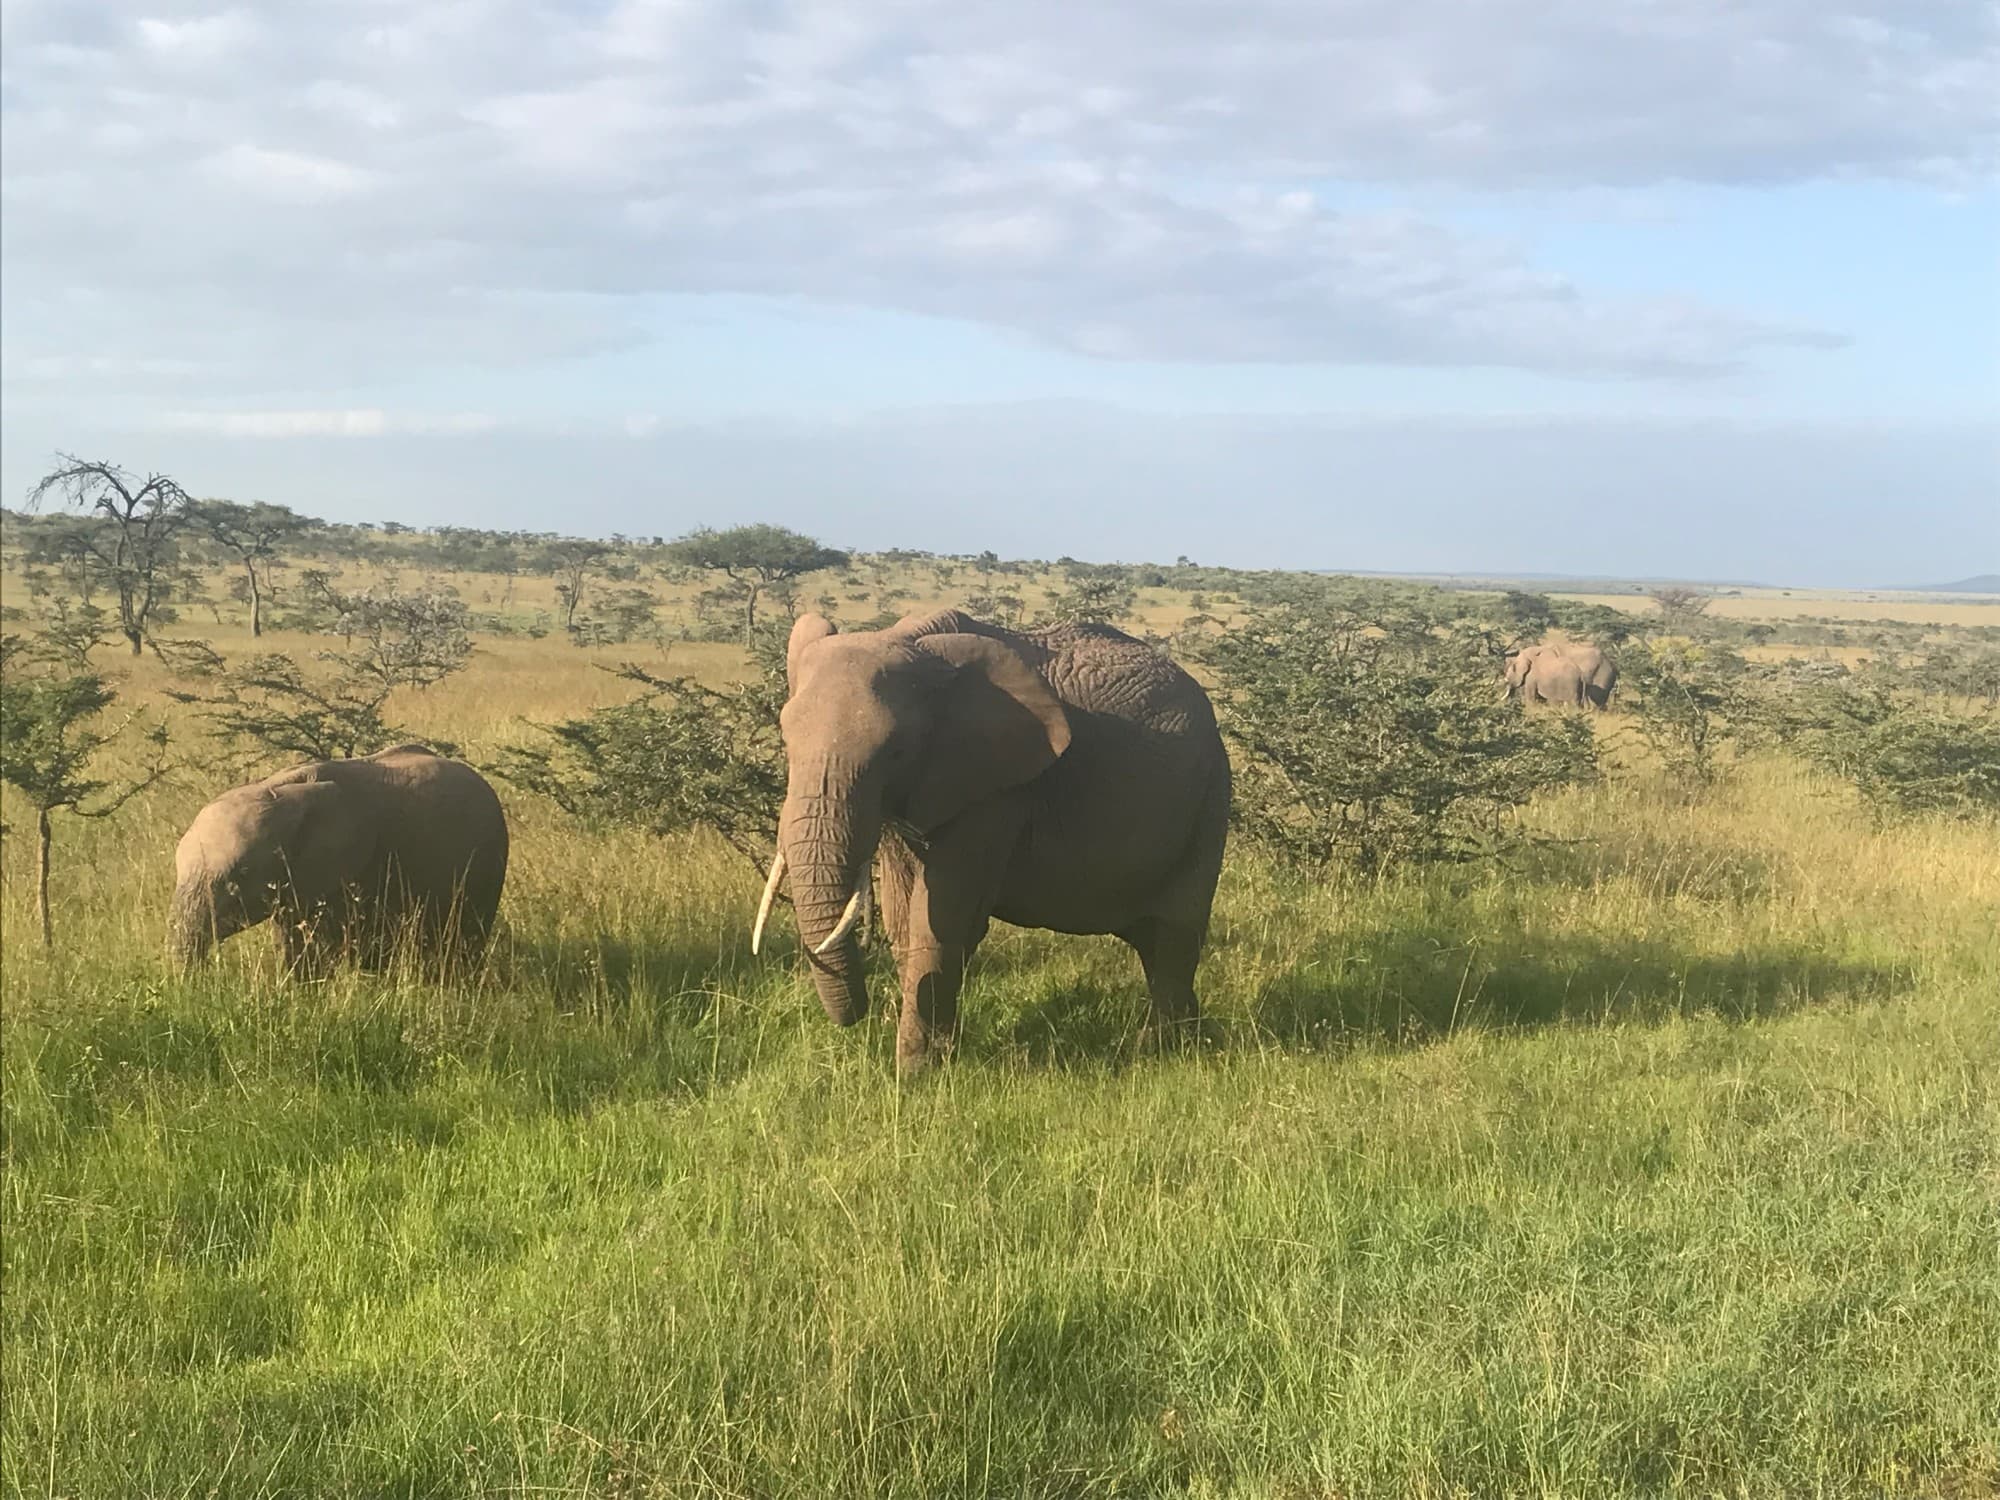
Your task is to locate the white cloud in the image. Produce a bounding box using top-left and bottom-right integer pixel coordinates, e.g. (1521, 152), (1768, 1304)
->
(1, 0), (1989, 397)
(203, 143), (375, 201)
(134, 10), (257, 62)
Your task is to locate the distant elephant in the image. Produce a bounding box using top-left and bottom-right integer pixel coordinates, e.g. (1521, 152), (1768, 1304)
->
(751, 609), (1230, 1073)
(167, 744), (508, 976)
(1506, 642), (1616, 708)
(1504, 648), (1589, 707)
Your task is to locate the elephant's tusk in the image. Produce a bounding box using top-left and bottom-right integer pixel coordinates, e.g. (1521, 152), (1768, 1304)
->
(813, 866), (871, 955)
(750, 849), (786, 955)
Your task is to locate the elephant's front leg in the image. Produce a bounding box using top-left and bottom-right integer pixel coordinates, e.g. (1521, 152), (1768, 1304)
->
(876, 810), (1016, 1076)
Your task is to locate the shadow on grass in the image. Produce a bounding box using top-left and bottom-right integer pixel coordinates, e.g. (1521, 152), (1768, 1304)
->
(964, 920), (1914, 1071)
(1240, 923), (1912, 1052)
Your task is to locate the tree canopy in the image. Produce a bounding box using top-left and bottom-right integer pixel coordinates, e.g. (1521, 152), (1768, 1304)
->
(665, 525), (848, 641)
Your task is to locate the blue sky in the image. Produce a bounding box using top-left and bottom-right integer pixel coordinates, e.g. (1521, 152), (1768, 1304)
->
(2, 1), (1995, 584)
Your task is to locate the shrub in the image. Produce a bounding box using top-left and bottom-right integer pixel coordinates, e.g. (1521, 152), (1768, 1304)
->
(1622, 637), (1750, 786)
(1196, 598), (1598, 874)
(1754, 670), (2000, 818)
(492, 630), (788, 872)
(172, 652), (447, 766)
(1826, 706), (2000, 817)
(1039, 565), (1137, 627)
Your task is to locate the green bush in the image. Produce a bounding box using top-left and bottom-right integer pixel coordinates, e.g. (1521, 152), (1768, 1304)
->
(1744, 666), (2000, 819)
(1828, 706), (2000, 817)
(1196, 598), (1598, 874)
(1622, 637), (1750, 786)
(492, 629), (788, 873)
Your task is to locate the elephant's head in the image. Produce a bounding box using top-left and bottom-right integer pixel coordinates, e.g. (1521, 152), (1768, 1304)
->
(167, 778), (373, 967)
(1502, 647), (1540, 695)
(752, 613), (1071, 1026)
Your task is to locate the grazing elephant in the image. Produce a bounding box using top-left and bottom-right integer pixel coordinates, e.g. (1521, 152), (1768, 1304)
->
(1505, 648), (1589, 707)
(167, 744), (508, 976)
(752, 609), (1230, 1073)
(1506, 642), (1615, 708)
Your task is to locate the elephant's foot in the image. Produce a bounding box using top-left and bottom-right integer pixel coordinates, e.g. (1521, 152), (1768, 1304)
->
(894, 1025), (956, 1079)
(893, 950), (965, 1077)
(1138, 1006), (1203, 1055)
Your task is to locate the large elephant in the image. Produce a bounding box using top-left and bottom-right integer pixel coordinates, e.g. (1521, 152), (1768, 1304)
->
(1504, 648), (1589, 707)
(1505, 642), (1615, 708)
(167, 744), (508, 976)
(752, 609), (1230, 1073)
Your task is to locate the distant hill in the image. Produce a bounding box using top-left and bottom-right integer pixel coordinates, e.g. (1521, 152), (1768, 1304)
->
(1889, 574), (2000, 594)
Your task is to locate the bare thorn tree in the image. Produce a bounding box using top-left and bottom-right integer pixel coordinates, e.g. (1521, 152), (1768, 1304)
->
(26, 455), (194, 655)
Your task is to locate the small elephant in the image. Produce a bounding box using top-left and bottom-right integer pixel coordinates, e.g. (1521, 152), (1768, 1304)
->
(752, 608), (1231, 1073)
(168, 744), (508, 976)
(1504, 648), (1589, 707)
(1505, 642), (1615, 708)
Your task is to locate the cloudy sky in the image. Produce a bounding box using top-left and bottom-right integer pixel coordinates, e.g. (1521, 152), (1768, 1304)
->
(2, 0), (1995, 583)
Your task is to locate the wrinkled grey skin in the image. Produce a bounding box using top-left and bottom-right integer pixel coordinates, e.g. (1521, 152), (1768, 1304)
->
(767, 609), (1230, 1073)
(168, 744), (508, 976)
(1505, 642), (1616, 708)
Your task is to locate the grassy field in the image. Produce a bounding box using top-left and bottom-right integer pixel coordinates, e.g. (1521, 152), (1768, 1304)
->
(3, 572), (1998, 1497)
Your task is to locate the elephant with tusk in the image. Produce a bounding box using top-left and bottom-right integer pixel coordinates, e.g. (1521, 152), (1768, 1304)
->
(167, 744), (508, 978)
(752, 608), (1230, 1074)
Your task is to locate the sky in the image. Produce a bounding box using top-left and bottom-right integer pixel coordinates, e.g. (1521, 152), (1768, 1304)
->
(1, 0), (1995, 585)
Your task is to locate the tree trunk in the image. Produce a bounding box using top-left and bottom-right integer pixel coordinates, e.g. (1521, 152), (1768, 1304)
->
(248, 565), (263, 637)
(743, 585), (759, 646)
(126, 629), (143, 657)
(36, 807), (52, 946)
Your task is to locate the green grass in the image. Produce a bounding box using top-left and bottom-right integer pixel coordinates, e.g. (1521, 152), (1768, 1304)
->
(5, 669), (1999, 1494)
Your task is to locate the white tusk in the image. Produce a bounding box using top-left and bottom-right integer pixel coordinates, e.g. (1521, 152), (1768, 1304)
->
(813, 865), (872, 955)
(750, 849), (786, 955)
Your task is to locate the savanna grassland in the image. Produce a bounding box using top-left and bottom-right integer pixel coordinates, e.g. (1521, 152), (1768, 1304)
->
(3, 537), (1998, 1499)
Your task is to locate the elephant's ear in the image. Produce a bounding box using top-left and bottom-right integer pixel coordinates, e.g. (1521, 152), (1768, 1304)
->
(787, 613), (837, 696)
(905, 634), (1071, 832)
(269, 780), (375, 905)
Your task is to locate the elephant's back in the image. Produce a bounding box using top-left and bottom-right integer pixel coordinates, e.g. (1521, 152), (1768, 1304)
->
(1028, 624), (1218, 738)
(366, 751), (509, 913)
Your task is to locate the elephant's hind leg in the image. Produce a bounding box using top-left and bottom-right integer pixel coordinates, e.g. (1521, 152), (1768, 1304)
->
(1121, 917), (1204, 1047)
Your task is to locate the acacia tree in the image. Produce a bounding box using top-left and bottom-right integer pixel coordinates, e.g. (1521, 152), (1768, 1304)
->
(22, 516), (105, 603)
(549, 541), (610, 631)
(0, 634), (170, 943)
(1040, 563), (1138, 627)
(666, 525), (849, 643)
(1650, 586), (1715, 633)
(26, 456), (194, 655)
(193, 500), (321, 636)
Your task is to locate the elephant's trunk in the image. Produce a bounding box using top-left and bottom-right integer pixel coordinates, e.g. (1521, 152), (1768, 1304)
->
(166, 881), (219, 969)
(778, 761), (880, 1027)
